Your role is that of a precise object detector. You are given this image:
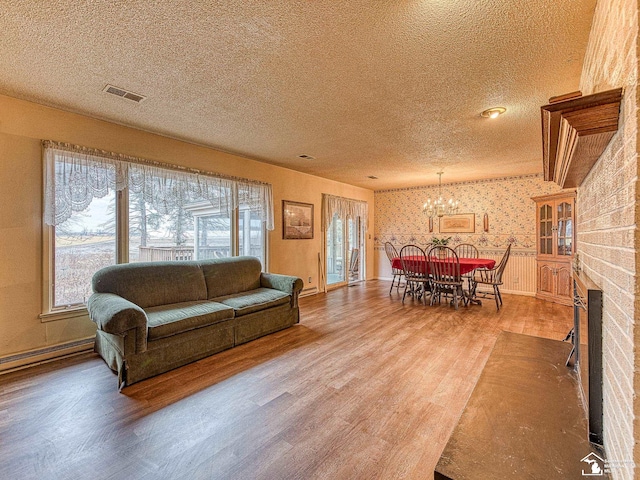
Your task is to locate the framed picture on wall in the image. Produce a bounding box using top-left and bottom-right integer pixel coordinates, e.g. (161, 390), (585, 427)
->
(283, 200), (314, 239)
(439, 213), (475, 233)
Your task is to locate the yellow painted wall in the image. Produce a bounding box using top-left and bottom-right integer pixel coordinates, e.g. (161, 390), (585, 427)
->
(0, 94), (374, 358)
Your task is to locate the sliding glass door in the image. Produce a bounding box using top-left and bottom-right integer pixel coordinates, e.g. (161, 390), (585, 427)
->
(327, 213), (345, 286)
(326, 213), (364, 288)
(347, 217), (363, 282)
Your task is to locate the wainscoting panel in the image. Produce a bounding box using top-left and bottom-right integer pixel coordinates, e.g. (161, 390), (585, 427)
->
(477, 249), (536, 296)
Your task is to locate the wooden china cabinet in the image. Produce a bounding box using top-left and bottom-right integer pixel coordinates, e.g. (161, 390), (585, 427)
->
(532, 191), (576, 306)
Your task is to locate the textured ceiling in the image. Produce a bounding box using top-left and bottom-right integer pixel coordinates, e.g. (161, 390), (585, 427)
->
(0, 1), (596, 190)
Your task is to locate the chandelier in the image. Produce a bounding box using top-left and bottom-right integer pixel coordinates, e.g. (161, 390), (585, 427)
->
(423, 171), (459, 218)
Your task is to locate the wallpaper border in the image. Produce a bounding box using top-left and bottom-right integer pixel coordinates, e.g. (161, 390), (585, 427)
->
(374, 173), (543, 193)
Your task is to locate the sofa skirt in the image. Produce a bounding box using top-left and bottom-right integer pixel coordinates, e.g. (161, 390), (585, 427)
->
(95, 303), (300, 389)
(234, 303), (300, 345)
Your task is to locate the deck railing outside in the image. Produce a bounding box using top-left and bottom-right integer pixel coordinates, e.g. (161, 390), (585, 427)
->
(138, 245), (261, 261)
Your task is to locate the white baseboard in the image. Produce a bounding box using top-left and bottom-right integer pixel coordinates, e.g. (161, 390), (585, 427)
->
(0, 337), (95, 374)
(501, 289), (535, 296)
(300, 286), (319, 297)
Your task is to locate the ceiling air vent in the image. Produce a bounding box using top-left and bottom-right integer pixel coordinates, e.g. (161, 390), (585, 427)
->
(103, 84), (146, 103)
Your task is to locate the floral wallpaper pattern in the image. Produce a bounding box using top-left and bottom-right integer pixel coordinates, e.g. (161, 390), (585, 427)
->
(374, 174), (561, 251)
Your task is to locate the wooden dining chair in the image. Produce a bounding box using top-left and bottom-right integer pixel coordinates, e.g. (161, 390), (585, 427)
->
(399, 244), (431, 304)
(427, 246), (467, 310)
(454, 243), (479, 291)
(470, 244), (512, 311)
(384, 242), (404, 294)
(454, 243), (479, 259)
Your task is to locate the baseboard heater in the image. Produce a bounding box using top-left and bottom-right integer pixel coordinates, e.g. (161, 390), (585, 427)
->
(0, 337), (95, 374)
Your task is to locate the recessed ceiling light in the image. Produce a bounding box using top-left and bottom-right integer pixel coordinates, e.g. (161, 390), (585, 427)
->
(481, 107), (506, 119)
(298, 154), (315, 160)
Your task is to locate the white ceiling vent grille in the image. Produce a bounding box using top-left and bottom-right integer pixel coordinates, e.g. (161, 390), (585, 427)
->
(103, 84), (146, 103)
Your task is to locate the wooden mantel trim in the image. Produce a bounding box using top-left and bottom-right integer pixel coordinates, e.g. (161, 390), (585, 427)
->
(541, 88), (623, 188)
(531, 190), (576, 203)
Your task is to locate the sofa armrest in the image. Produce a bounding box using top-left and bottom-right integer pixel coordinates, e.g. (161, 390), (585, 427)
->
(260, 273), (304, 308)
(87, 293), (148, 353)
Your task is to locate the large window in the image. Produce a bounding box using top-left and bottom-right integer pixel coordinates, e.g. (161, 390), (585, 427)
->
(128, 197), (200, 263)
(238, 207), (266, 266)
(195, 212), (232, 260)
(54, 190), (116, 307)
(43, 141), (273, 316)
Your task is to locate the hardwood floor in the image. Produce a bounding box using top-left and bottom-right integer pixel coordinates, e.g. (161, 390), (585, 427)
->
(0, 281), (573, 480)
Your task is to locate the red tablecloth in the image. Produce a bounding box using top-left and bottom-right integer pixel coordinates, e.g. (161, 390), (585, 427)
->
(392, 256), (496, 275)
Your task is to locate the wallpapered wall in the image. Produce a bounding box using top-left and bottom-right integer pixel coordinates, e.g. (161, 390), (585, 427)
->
(375, 174), (561, 251)
(374, 174), (565, 294)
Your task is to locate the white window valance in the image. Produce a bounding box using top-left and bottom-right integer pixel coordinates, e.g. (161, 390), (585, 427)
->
(43, 141), (274, 230)
(321, 193), (369, 231)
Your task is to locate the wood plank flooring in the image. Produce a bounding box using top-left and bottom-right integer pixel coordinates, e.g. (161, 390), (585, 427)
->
(0, 281), (573, 480)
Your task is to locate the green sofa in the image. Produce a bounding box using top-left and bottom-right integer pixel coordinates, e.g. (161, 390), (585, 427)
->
(87, 256), (303, 389)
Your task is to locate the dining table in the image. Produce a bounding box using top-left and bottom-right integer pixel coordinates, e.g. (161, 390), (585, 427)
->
(391, 255), (496, 305)
(391, 256), (496, 276)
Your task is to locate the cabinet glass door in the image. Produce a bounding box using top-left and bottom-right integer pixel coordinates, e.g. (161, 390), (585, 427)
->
(539, 204), (553, 255)
(557, 201), (573, 256)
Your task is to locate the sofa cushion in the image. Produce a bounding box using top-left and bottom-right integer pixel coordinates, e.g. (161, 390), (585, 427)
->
(212, 288), (290, 317)
(200, 256), (262, 298)
(145, 301), (234, 341)
(92, 262), (208, 309)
